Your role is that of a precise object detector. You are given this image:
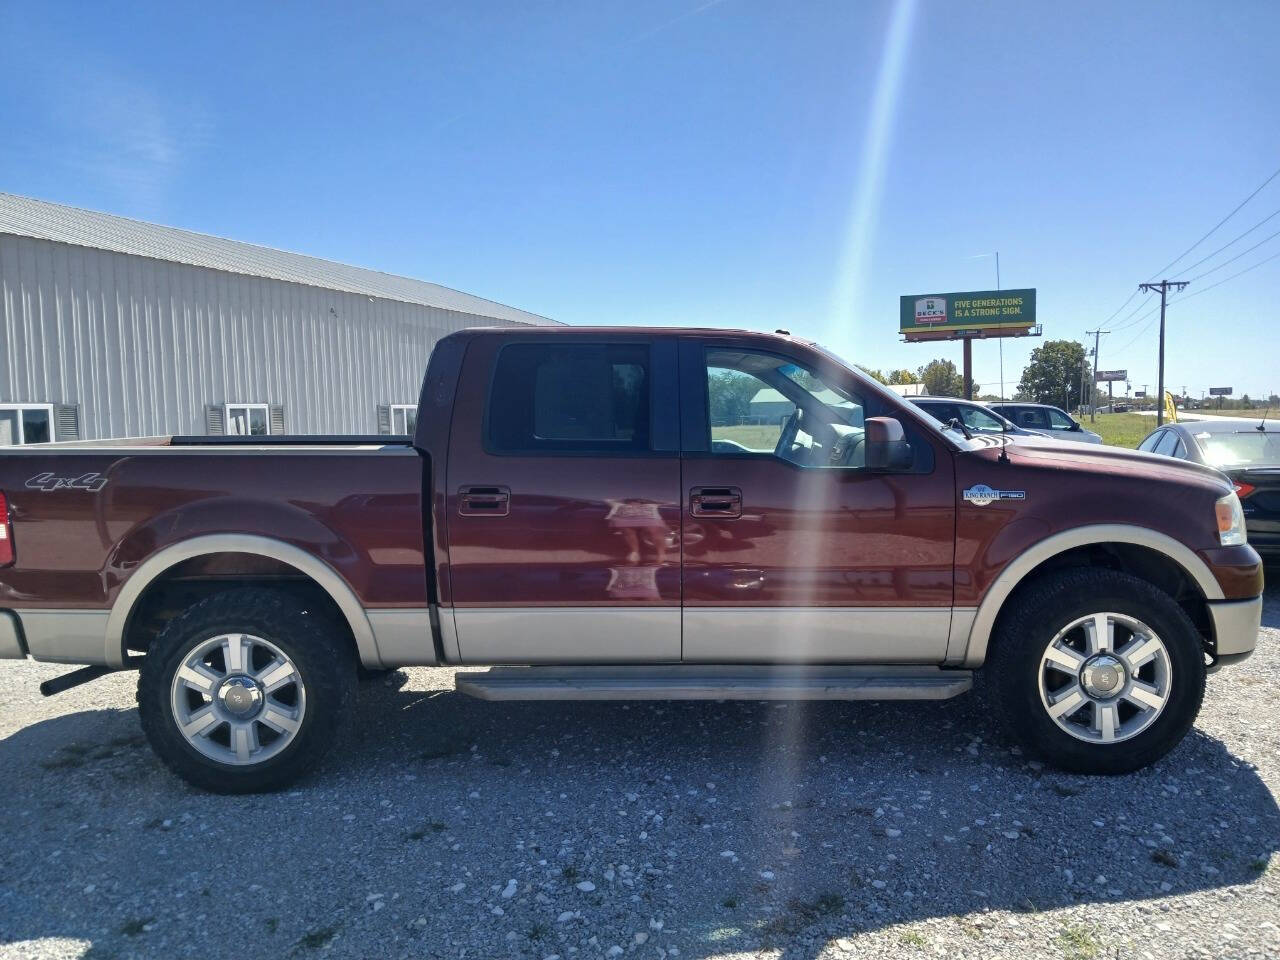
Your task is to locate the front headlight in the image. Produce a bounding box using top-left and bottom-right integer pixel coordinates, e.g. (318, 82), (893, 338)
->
(1215, 492), (1247, 546)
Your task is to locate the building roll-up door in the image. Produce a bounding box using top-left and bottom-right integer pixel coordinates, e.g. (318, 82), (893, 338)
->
(269, 405), (286, 435)
(376, 404), (391, 434)
(205, 405), (226, 435)
(53, 404), (81, 441)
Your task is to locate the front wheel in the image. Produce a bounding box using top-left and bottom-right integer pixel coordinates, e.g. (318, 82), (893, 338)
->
(988, 568), (1206, 775)
(137, 589), (356, 793)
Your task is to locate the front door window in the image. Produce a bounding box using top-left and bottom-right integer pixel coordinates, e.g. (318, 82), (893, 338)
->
(705, 350), (866, 467)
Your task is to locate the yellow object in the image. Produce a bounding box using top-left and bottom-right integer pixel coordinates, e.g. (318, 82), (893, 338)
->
(1164, 391), (1178, 423)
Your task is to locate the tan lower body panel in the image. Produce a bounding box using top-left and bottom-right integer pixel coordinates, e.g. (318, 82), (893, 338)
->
(682, 606), (952, 663)
(453, 606), (681, 663)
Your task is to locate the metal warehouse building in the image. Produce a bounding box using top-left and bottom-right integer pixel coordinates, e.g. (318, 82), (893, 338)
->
(0, 193), (555, 444)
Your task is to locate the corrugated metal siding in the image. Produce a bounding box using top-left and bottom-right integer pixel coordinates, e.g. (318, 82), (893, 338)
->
(0, 192), (556, 326)
(0, 234), (530, 438)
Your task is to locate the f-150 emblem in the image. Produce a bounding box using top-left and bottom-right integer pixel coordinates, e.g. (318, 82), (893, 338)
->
(25, 472), (109, 493)
(963, 483), (1025, 507)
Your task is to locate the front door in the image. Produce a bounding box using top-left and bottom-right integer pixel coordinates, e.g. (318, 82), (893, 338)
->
(680, 338), (955, 662)
(446, 335), (682, 662)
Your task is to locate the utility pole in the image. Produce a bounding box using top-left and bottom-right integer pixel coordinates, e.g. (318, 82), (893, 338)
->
(1085, 329), (1109, 422)
(1079, 351), (1088, 415)
(1138, 280), (1189, 426)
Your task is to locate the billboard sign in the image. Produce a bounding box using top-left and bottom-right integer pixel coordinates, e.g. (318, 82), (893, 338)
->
(1095, 369), (1128, 382)
(900, 289), (1036, 340)
(1209, 387), (1233, 396)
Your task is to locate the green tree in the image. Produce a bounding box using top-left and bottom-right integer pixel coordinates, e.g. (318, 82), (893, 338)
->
(706, 369), (764, 424)
(857, 366), (888, 384)
(887, 369), (917, 385)
(917, 359), (964, 397)
(1017, 340), (1091, 409)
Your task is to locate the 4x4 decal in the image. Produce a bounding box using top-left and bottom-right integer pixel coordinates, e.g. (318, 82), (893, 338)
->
(25, 472), (109, 493)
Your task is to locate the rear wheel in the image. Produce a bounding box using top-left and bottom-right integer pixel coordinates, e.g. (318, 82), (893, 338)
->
(988, 568), (1205, 774)
(137, 589), (356, 793)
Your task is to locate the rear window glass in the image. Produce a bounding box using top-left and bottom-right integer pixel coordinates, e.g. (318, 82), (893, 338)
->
(1198, 430), (1280, 467)
(488, 343), (650, 453)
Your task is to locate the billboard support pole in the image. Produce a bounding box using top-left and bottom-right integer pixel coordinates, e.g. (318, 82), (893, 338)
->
(963, 339), (973, 400)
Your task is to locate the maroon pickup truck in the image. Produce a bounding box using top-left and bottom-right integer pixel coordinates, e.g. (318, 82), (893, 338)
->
(0, 327), (1264, 792)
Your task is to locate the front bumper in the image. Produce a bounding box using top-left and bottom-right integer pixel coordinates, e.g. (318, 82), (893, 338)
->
(1206, 595), (1262, 668)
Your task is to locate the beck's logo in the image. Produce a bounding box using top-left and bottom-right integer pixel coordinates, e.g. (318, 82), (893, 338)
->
(963, 483), (1025, 507)
(25, 472), (109, 493)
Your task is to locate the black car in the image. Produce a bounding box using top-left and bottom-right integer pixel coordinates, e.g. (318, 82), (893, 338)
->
(908, 397), (1048, 439)
(1138, 418), (1280, 558)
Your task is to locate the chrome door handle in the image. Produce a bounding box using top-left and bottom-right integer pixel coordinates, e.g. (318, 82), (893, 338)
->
(458, 486), (510, 517)
(690, 486), (742, 518)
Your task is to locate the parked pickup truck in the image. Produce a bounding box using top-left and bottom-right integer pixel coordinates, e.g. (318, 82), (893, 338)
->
(0, 328), (1264, 792)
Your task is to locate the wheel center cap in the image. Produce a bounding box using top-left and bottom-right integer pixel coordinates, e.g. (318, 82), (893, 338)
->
(1081, 655), (1125, 698)
(217, 676), (263, 717)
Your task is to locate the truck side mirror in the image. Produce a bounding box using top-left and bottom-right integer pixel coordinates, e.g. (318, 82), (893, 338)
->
(865, 417), (913, 470)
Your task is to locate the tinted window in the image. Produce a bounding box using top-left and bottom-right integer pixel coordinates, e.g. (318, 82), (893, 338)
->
(488, 343), (650, 453)
(1010, 407), (1050, 429)
(1172, 437), (1188, 459)
(917, 402), (959, 425)
(1137, 431), (1163, 452)
(1153, 430), (1179, 456)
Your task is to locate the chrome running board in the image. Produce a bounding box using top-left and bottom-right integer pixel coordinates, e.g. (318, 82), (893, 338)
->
(454, 664), (972, 701)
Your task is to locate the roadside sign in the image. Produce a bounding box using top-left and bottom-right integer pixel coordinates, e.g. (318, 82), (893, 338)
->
(899, 288), (1037, 341)
(1134, 391), (1147, 398)
(1209, 387), (1233, 396)
(1095, 369), (1127, 382)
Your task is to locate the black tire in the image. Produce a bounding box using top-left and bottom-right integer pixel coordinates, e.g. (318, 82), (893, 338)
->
(987, 568), (1206, 775)
(137, 588), (356, 794)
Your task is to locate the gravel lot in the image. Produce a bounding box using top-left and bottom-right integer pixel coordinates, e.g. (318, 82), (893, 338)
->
(2, 583), (1278, 960)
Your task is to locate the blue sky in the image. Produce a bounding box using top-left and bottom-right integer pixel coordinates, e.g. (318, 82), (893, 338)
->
(3, 0), (1279, 399)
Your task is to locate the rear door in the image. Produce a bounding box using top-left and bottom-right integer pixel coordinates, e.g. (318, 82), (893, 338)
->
(445, 335), (682, 662)
(679, 337), (956, 663)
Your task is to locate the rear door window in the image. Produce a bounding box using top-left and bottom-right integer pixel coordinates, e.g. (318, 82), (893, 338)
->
(1153, 430), (1180, 456)
(1012, 407), (1050, 430)
(919, 403), (958, 425)
(488, 343), (651, 453)
(1137, 431), (1163, 452)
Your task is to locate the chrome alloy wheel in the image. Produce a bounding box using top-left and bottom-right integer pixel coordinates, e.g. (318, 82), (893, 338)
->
(169, 633), (307, 766)
(1037, 612), (1172, 744)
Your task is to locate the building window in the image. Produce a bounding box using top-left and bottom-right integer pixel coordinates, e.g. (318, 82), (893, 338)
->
(225, 403), (269, 436)
(0, 404), (54, 445)
(391, 404), (417, 435)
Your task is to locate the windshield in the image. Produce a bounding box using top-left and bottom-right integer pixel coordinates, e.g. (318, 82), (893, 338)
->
(1198, 430), (1280, 467)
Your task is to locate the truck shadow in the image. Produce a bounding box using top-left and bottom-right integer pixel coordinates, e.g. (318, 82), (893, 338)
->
(0, 683), (1276, 959)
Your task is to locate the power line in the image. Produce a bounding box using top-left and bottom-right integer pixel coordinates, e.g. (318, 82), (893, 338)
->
(1172, 246), (1280, 303)
(1183, 225), (1280, 283)
(1176, 205), (1280, 276)
(1114, 309), (1159, 354)
(1112, 246), (1280, 355)
(1093, 160), (1280, 328)
(1146, 161), (1280, 279)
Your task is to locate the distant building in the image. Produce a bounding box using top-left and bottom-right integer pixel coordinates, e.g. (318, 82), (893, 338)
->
(885, 382), (928, 398)
(0, 193), (556, 444)
(748, 386), (861, 423)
